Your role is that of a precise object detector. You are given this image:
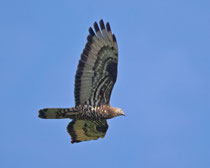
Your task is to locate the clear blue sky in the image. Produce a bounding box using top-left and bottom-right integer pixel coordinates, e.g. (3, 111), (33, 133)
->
(1, 0), (209, 168)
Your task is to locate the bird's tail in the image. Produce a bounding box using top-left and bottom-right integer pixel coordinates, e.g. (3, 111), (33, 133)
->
(38, 107), (78, 119)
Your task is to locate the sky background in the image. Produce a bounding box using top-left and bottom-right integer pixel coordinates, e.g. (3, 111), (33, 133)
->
(0, 0), (209, 167)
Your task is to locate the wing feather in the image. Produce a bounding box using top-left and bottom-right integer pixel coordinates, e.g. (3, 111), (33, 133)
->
(74, 19), (118, 106)
(67, 119), (108, 143)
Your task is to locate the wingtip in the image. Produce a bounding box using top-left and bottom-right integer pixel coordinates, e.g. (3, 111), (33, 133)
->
(99, 19), (104, 23)
(87, 35), (93, 43)
(99, 19), (105, 30)
(89, 27), (95, 36)
(94, 21), (100, 32)
(106, 22), (111, 32)
(71, 140), (81, 144)
(112, 34), (117, 42)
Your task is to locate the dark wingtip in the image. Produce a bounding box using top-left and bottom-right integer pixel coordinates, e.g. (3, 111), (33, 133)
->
(83, 48), (89, 56)
(99, 19), (103, 23)
(87, 35), (93, 43)
(112, 34), (117, 42)
(89, 27), (95, 36)
(71, 140), (81, 144)
(99, 19), (105, 30)
(81, 54), (87, 62)
(106, 22), (111, 32)
(94, 21), (100, 32)
(67, 120), (81, 144)
(38, 109), (47, 118)
(85, 42), (91, 51)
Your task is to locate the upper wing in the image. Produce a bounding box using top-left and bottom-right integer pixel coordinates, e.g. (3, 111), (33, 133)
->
(67, 119), (108, 143)
(74, 19), (118, 106)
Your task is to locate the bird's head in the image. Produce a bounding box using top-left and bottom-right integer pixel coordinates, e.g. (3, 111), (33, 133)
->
(113, 107), (125, 117)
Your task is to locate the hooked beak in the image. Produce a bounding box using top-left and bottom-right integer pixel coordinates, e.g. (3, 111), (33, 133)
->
(121, 111), (125, 116)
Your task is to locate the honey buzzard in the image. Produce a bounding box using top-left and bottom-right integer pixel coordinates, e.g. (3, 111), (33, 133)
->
(39, 20), (124, 142)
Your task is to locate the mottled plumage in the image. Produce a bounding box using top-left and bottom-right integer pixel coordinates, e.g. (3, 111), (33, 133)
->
(67, 119), (108, 143)
(39, 20), (124, 143)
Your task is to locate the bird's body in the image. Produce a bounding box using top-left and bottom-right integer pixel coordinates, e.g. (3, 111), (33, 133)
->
(39, 104), (123, 120)
(39, 20), (124, 142)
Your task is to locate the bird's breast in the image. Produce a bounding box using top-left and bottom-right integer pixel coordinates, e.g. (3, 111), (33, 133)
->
(75, 105), (114, 119)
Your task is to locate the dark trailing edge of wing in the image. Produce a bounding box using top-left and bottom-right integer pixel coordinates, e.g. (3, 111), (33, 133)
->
(106, 22), (111, 32)
(99, 19), (105, 30)
(112, 34), (117, 42)
(67, 120), (81, 143)
(87, 35), (93, 43)
(94, 22), (100, 32)
(89, 27), (95, 36)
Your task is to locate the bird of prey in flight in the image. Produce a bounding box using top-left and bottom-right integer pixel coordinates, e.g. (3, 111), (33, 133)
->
(39, 19), (124, 143)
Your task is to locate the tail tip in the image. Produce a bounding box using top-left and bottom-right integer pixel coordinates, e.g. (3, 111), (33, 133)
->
(38, 109), (47, 119)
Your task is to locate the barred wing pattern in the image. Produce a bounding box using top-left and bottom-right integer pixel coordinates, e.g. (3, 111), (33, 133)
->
(67, 119), (108, 143)
(75, 20), (118, 106)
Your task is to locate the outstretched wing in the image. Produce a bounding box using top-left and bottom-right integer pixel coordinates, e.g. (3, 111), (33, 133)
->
(67, 119), (108, 143)
(74, 19), (118, 106)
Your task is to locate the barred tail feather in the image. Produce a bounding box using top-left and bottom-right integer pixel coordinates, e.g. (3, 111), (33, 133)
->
(38, 108), (77, 119)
